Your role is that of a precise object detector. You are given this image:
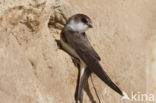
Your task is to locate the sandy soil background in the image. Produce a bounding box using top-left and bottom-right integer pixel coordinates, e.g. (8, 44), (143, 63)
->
(0, 0), (156, 103)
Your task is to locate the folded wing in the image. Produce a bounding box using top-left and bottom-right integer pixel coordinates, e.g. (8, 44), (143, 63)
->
(65, 31), (123, 96)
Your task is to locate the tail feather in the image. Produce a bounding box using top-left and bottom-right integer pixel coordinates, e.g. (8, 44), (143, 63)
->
(88, 61), (123, 96)
(76, 48), (123, 96)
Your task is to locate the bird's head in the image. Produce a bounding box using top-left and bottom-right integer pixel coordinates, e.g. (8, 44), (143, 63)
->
(66, 14), (93, 33)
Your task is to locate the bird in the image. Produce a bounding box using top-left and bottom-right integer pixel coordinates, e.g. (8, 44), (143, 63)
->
(60, 13), (124, 103)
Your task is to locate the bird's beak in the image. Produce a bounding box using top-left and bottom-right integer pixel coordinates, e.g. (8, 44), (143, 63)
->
(88, 23), (93, 28)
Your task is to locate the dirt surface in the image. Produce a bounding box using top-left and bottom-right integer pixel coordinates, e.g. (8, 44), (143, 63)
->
(0, 0), (156, 103)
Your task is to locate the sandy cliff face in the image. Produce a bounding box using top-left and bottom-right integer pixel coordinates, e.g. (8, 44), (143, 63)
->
(0, 0), (156, 103)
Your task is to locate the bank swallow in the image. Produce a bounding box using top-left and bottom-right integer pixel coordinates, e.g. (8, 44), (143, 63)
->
(60, 14), (124, 103)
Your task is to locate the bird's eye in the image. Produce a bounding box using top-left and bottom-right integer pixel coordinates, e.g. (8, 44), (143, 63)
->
(81, 18), (88, 24)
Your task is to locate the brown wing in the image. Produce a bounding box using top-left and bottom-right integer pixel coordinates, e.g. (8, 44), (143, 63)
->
(82, 32), (101, 61)
(64, 31), (123, 96)
(63, 30), (101, 61)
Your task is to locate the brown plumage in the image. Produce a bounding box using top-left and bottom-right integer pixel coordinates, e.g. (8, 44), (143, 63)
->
(60, 14), (123, 103)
